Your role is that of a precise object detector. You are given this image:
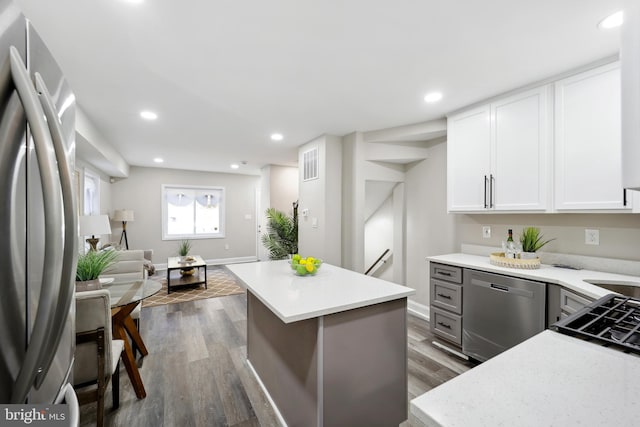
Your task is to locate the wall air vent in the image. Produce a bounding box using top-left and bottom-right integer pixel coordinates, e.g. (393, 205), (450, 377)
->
(303, 147), (319, 181)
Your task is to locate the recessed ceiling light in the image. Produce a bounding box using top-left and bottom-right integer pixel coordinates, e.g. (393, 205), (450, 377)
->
(270, 133), (284, 141)
(153, 157), (163, 163)
(122, 0), (144, 4)
(424, 92), (443, 103)
(598, 11), (623, 29)
(230, 164), (240, 169)
(140, 110), (157, 120)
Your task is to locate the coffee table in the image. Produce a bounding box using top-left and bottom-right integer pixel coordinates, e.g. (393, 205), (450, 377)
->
(166, 255), (208, 294)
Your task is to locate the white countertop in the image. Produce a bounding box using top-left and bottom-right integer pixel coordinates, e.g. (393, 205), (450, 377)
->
(410, 330), (640, 427)
(428, 253), (640, 300)
(226, 260), (415, 323)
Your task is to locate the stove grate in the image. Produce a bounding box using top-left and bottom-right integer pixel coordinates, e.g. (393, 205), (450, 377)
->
(553, 294), (640, 355)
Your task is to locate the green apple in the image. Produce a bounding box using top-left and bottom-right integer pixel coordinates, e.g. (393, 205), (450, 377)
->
(296, 264), (307, 275)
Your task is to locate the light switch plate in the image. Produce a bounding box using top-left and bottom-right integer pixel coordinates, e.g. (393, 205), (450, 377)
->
(311, 217), (318, 228)
(482, 226), (491, 238)
(585, 229), (600, 245)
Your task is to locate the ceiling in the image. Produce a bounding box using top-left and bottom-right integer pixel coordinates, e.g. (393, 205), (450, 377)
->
(15, 0), (623, 176)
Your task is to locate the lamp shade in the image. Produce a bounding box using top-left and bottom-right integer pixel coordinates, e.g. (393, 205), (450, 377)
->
(112, 209), (135, 222)
(79, 215), (112, 236)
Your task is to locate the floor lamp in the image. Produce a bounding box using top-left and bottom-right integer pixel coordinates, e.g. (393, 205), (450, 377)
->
(112, 209), (134, 250)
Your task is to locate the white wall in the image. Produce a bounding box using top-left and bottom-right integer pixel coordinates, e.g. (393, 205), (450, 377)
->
(364, 197), (394, 281)
(269, 165), (299, 214)
(110, 166), (259, 263)
(298, 135), (342, 265)
(341, 132), (366, 272)
(405, 138), (457, 306)
(259, 165), (299, 260)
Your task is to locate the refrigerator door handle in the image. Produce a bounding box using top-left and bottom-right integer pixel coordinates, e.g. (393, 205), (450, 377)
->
(33, 73), (78, 388)
(9, 46), (65, 403)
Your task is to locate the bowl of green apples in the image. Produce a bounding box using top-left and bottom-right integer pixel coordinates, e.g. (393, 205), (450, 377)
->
(290, 254), (323, 276)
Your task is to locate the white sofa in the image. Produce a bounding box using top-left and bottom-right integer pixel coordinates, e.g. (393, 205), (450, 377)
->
(101, 249), (148, 284)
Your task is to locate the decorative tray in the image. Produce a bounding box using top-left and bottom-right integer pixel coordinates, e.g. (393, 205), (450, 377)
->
(489, 252), (541, 269)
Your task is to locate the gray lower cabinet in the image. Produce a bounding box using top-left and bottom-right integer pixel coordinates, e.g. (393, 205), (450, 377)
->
(430, 262), (463, 347)
(547, 284), (594, 325)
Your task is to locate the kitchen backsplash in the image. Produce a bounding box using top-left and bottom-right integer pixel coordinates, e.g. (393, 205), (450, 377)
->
(461, 244), (640, 277)
(455, 213), (640, 262)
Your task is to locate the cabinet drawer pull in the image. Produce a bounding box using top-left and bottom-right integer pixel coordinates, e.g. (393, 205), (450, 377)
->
(484, 175), (488, 208)
(438, 271), (452, 277)
(437, 321), (452, 329)
(436, 293), (452, 299)
(490, 174), (495, 208)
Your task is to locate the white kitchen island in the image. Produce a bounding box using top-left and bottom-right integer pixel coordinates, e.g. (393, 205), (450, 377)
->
(226, 260), (415, 427)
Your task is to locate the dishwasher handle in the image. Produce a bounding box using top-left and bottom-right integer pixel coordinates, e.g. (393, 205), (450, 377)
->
(471, 278), (534, 299)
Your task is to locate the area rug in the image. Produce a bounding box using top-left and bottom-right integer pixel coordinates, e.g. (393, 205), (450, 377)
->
(142, 267), (244, 307)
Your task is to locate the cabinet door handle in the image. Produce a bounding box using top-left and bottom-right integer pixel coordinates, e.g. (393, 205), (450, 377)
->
(623, 189), (628, 206)
(437, 321), (452, 329)
(436, 293), (452, 300)
(490, 174), (495, 208)
(484, 175), (488, 208)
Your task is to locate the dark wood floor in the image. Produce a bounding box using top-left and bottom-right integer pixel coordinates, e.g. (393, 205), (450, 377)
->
(79, 292), (476, 427)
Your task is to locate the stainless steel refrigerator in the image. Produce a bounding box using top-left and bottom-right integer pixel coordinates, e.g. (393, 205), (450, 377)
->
(0, 0), (79, 421)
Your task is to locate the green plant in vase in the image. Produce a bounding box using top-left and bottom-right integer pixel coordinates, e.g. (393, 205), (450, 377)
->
(178, 239), (192, 258)
(519, 227), (555, 259)
(177, 239), (195, 276)
(76, 250), (119, 286)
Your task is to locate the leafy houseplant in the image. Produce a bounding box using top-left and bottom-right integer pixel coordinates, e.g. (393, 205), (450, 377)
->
(261, 204), (298, 260)
(177, 239), (192, 257)
(177, 239), (195, 275)
(76, 250), (119, 283)
(519, 227), (555, 258)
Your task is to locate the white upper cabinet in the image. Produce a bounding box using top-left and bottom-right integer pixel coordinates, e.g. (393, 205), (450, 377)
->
(622, 0), (640, 190)
(554, 62), (628, 210)
(491, 87), (550, 211)
(447, 105), (491, 211)
(447, 86), (550, 212)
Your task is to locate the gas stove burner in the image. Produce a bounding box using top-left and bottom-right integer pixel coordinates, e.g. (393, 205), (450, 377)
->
(610, 329), (640, 348)
(553, 294), (640, 355)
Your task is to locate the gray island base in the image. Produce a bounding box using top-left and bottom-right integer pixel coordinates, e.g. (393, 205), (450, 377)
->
(227, 260), (415, 427)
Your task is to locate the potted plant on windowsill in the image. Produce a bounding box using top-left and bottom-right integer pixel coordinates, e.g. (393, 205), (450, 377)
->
(75, 250), (119, 289)
(177, 239), (195, 276)
(519, 227), (555, 259)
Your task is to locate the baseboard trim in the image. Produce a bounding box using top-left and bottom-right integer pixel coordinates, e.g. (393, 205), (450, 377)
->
(154, 256), (258, 273)
(408, 300), (430, 321)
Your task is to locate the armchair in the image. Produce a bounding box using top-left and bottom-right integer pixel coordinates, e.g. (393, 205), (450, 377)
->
(74, 289), (124, 427)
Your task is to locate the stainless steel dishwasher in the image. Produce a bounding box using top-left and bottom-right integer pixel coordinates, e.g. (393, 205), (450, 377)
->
(462, 269), (546, 362)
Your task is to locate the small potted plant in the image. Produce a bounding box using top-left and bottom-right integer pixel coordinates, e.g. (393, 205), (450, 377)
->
(177, 239), (195, 276)
(75, 250), (119, 288)
(177, 239), (192, 261)
(519, 227), (555, 259)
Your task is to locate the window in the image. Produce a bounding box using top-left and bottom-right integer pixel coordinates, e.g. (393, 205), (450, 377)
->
(162, 185), (225, 240)
(83, 169), (100, 215)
